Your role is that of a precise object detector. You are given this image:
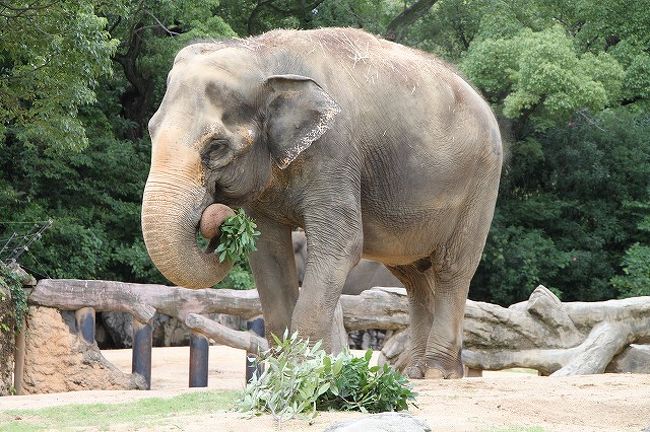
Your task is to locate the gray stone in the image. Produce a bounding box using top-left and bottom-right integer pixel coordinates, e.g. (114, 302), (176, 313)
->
(322, 412), (431, 432)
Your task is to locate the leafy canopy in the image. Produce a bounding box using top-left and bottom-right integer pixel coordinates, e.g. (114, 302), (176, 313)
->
(1, 0), (649, 306)
(0, 0), (118, 152)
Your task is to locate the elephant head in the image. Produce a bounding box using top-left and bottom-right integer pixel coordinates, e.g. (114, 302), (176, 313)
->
(141, 44), (340, 288)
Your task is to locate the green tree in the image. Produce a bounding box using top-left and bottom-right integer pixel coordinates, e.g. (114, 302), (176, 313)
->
(611, 201), (650, 297)
(1, 0), (648, 305)
(0, 1), (118, 152)
(612, 243), (650, 297)
(472, 110), (650, 303)
(1, 1), (236, 284)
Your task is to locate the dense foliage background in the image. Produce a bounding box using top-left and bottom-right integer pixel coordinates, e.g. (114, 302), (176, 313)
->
(1, 0), (648, 304)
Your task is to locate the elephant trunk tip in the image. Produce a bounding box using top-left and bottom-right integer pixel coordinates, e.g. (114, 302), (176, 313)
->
(141, 190), (235, 289)
(199, 203), (236, 240)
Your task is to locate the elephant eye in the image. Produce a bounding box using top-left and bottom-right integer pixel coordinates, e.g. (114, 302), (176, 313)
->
(209, 138), (228, 149)
(201, 138), (229, 165)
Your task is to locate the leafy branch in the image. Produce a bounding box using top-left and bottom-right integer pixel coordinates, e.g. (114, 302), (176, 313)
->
(215, 209), (261, 263)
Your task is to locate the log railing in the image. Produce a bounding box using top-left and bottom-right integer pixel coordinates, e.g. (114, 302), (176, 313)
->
(380, 285), (650, 376)
(14, 279), (650, 393)
(15, 279), (270, 391)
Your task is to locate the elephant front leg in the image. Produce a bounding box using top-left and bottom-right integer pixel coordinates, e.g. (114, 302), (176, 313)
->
(248, 215), (299, 343)
(290, 206), (362, 352)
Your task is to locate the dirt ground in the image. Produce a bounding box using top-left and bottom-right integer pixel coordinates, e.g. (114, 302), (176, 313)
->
(2, 346), (650, 431)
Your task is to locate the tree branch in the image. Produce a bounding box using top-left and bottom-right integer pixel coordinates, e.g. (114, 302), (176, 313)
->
(384, 0), (438, 43)
(143, 10), (180, 36)
(247, 0), (277, 36)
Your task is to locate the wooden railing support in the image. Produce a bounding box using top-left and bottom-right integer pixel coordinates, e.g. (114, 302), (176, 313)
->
(189, 331), (209, 387)
(132, 319), (152, 390)
(13, 319), (26, 395)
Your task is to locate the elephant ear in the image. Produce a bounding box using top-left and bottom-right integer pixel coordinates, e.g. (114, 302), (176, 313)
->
(264, 74), (340, 169)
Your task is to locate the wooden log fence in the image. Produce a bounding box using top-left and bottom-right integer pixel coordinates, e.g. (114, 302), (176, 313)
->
(12, 279), (650, 392)
(380, 285), (650, 376)
(14, 279), (269, 392)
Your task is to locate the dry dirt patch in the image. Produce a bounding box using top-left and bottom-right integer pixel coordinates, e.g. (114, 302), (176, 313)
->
(1, 346), (649, 431)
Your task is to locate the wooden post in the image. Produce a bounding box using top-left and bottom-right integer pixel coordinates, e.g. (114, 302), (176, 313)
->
(132, 319), (152, 390)
(13, 319), (26, 395)
(75, 307), (95, 344)
(189, 331), (209, 387)
(246, 317), (265, 383)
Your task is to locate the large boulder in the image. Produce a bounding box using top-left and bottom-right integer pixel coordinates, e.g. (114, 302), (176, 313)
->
(100, 312), (191, 348)
(20, 306), (145, 394)
(348, 329), (386, 350)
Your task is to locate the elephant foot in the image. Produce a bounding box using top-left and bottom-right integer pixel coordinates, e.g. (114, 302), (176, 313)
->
(405, 360), (464, 380)
(424, 366), (463, 379)
(405, 365), (425, 379)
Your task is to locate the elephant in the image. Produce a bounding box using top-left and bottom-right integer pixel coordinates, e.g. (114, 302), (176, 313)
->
(292, 230), (402, 294)
(141, 27), (502, 379)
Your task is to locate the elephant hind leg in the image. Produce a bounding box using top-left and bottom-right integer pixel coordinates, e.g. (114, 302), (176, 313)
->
(389, 253), (475, 380)
(420, 194), (498, 379)
(423, 266), (469, 379)
(387, 264), (435, 379)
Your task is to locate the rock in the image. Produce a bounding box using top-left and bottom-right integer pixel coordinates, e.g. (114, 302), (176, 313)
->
(101, 311), (133, 348)
(101, 311), (186, 348)
(7, 263), (36, 286)
(322, 412), (431, 432)
(0, 281), (14, 395)
(20, 306), (145, 394)
(605, 344), (650, 374)
(348, 329), (387, 351)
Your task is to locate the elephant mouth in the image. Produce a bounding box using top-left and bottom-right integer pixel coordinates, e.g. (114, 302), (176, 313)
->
(203, 236), (221, 254)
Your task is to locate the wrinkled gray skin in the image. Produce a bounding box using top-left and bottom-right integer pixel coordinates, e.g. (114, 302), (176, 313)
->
(292, 230), (402, 294)
(142, 28), (502, 379)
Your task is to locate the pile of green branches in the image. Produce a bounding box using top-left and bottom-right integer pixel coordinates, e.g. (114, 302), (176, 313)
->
(239, 332), (416, 421)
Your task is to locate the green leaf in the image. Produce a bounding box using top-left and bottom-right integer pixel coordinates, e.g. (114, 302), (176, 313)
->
(214, 209), (261, 263)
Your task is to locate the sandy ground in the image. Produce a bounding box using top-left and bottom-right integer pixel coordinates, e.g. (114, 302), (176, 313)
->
(1, 346), (650, 431)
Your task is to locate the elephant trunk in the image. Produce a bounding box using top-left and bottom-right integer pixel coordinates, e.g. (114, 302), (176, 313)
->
(141, 174), (232, 288)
